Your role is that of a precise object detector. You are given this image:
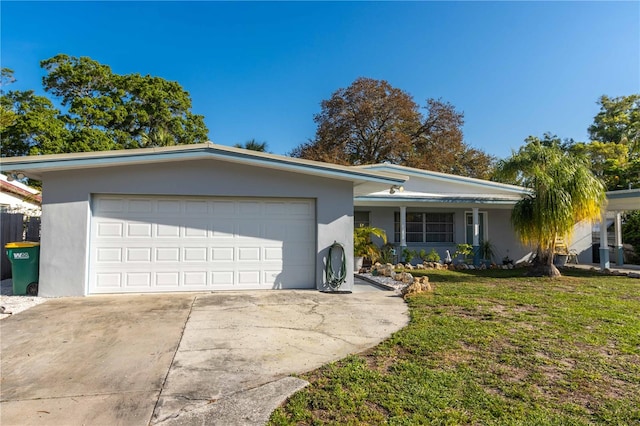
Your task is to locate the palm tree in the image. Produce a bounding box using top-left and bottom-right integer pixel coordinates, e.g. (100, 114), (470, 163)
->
(353, 225), (387, 262)
(141, 127), (174, 148)
(495, 136), (606, 277)
(234, 139), (268, 152)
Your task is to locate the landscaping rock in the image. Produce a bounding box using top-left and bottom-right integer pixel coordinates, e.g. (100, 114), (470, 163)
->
(401, 272), (414, 284)
(401, 276), (432, 298)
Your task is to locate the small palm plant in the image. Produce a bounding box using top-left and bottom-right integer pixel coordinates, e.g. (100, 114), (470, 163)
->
(354, 225), (387, 263)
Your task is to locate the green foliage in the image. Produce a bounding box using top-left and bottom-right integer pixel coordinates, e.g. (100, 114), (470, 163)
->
(589, 94), (639, 151)
(1, 54), (208, 156)
(379, 244), (396, 264)
(454, 243), (473, 260)
(290, 77), (495, 179)
(424, 248), (441, 262)
(0, 90), (69, 156)
(270, 270), (640, 425)
(402, 248), (416, 263)
(567, 139), (637, 191)
(587, 94), (640, 189)
(495, 136), (606, 275)
(622, 211), (640, 258)
(479, 240), (495, 261)
(353, 225), (387, 261)
(234, 139), (269, 152)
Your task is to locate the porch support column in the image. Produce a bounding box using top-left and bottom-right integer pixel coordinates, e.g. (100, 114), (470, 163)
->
(614, 211), (624, 266)
(599, 210), (610, 270)
(399, 206), (407, 248)
(472, 207), (480, 266)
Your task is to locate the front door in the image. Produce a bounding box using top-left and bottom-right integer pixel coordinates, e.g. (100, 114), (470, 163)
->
(465, 212), (485, 245)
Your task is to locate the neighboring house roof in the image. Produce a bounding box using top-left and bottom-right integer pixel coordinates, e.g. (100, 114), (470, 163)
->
(0, 174), (42, 205)
(354, 163), (528, 208)
(606, 189), (640, 211)
(0, 143), (408, 197)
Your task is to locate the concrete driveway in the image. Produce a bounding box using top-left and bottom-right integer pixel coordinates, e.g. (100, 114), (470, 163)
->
(1, 285), (407, 425)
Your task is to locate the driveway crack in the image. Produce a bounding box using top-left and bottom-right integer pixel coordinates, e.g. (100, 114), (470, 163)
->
(148, 295), (198, 425)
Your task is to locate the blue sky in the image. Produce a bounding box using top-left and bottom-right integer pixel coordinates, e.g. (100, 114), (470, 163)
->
(2, 1), (638, 159)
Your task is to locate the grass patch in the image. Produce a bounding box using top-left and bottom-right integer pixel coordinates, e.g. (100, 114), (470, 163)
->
(269, 269), (640, 425)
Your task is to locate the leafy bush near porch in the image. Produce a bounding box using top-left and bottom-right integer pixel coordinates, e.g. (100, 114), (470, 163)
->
(269, 269), (640, 425)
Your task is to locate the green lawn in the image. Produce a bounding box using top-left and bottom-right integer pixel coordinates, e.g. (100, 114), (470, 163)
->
(269, 269), (640, 425)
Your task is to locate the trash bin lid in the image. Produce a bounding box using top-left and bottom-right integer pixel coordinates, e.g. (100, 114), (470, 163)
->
(5, 241), (40, 248)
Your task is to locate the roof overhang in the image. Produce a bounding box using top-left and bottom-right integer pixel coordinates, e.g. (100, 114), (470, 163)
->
(356, 163), (530, 195)
(0, 143), (408, 196)
(355, 189), (525, 209)
(606, 189), (640, 211)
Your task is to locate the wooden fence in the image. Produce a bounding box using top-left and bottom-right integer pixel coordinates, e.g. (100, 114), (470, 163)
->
(1, 213), (41, 280)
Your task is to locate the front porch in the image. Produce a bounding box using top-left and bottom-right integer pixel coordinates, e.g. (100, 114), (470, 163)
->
(597, 189), (640, 269)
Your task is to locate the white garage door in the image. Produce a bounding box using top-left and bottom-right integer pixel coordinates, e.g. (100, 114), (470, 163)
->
(88, 195), (316, 294)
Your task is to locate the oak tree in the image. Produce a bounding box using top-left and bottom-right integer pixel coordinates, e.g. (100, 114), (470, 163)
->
(290, 77), (494, 178)
(1, 55), (209, 156)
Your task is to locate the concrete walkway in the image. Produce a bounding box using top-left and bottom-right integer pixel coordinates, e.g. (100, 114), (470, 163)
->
(565, 263), (640, 277)
(0, 289), (407, 425)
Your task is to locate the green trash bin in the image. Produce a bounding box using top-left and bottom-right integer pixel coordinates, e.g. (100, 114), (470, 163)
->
(5, 242), (40, 296)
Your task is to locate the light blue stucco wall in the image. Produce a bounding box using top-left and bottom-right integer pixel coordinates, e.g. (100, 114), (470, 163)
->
(356, 206), (531, 264)
(39, 159), (354, 296)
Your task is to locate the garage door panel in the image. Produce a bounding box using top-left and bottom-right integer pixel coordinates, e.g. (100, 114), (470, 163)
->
(157, 200), (181, 214)
(185, 200), (208, 215)
(95, 273), (122, 289)
(263, 247), (282, 261)
(97, 248), (122, 262)
(126, 273), (151, 287)
(238, 247), (260, 261)
(96, 198), (124, 213)
(211, 271), (234, 286)
(184, 271), (208, 286)
(264, 201), (287, 216)
(211, 221), (235, 238)
(156, 272), (180, 287)
(89, 196), (316, 293)
(128, 199), (153, 213)
(156, 247), (180, 262)
(238, 270), (260, 285)
(127, 222), (152, 238)
(183, 247), (208, 262)
(289, 201), (314, 216)
(97, 222), (123, 237)
(126, 248), (152, 262)
(184, 221), (209, 238)
(237, 222), (261, 239)
(211, 201), (235, 216)
(211, 247), (234, 261)
(157, 223), (181, 238)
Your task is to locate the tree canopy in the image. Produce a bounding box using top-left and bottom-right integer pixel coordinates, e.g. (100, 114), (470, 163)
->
(1, 55), (208, 156)
(495, 136), (606, 277)
(584, 95), (640, 190)
(290, 77), (495, 179)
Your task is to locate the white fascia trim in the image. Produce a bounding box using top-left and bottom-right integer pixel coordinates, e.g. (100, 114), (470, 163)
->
(606, 189), (640, 200)
(1, 147), (407, 186)
(354, 196), (520, 205)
